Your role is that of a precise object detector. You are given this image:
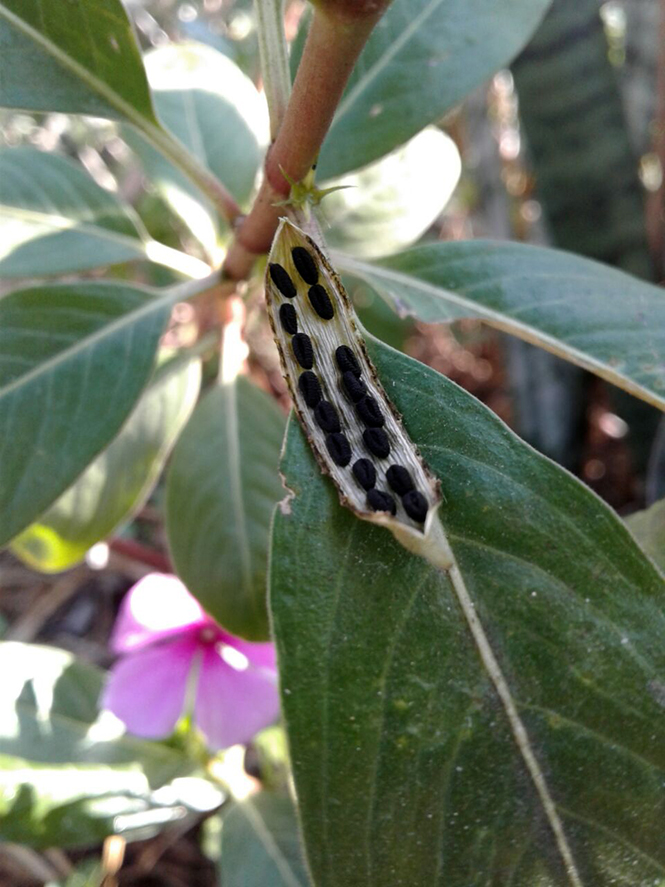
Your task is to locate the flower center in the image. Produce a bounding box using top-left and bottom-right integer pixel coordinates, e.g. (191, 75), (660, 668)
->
(198, 626), (218, 645)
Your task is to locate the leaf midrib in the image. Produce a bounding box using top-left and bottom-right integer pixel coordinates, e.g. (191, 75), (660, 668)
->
(0, 286), (172, 402)
(236, 799), (305, 887)
(341, 255), (665, 410)
(0, 3), (157, 130)
(0, 204), (147, 254)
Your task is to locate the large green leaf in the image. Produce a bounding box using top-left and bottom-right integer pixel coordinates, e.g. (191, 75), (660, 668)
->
(0, 147), (146, 277)
(309, 0), (552, 179)
(512, 0), (652, 279)
(0, 0), (156, 123)
(270, 336), (665, 885)
(0, 147), (210, 279)
(142, 43), (267, 207)
(338, 241), (665, 410)
(507, 0), (656, 470)
(166, 377), (286, 640)
(11, 355), (201, 573)
(323, 127), (460, 259)
(0, 642), (221, 849)
(219, 793), (310, 887)
(0, 281), (173, 547)
(125, 42), (268, 251)
(626, 499), (665, 575)
(0, 3), (233, 214)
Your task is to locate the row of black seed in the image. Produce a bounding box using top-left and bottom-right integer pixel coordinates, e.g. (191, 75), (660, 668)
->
(270, 250), (428, 523)
(335, 344), (428, 522)
(270, 252), (335, 320)
(270, 255), (346, 463)
(336, 346), (391, 460)
(351, 455), (428, 522)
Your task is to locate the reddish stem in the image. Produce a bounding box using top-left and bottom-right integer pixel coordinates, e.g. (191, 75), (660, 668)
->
(223, 8), (384, 280)
(109, 538), (172, 572)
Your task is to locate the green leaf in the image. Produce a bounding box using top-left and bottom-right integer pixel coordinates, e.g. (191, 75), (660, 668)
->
(270, 336), (665, 884)
(219, 793), (310, 887)
(511, 0), (652, 279)
(0, 146), (147, 278)
(0, 147), (211, 279)
(311, 0), (552, 179)
(166, 377), (286, 640)
(0, 281), (173, 548)
(11, 355), (202, 573)
(0, 4), (236, 217)
(0, 0), (157, 123)
(54, 858), (103, 887)
(126, 42), (268, 245)
(626, 499), (665, 575)
(323, 127), (460, 259)
(338, 241), (665, 411)
(0, 642), (221, 849)
(251, 726), (292, 794)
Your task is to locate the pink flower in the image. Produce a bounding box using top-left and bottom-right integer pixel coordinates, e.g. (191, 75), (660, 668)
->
(102, 574), (279, 750)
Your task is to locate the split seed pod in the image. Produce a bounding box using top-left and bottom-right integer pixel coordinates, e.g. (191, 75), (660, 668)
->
(265, 218), (442, 543)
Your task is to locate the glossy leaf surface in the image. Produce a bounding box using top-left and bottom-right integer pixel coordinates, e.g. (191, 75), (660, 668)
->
(271, 337), (665, 885)
(0, 147), (147, 278)
(0, 0), (156, 122)
(11, 357), (201, 572)
(220, 793), (310, 887)
(310, 0), (552, 178)
(0, 282), (172, 547)
(338, 241), (665, 410)
(0, 642), (219, 849)
(126, 42), (268, 249)
(626, 499), (665, 575)
(166, 378), (286, 640)
(323, 128), (460, 259)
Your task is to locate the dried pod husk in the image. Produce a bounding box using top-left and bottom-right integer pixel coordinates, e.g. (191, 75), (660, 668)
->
(265, 218), (442, 545)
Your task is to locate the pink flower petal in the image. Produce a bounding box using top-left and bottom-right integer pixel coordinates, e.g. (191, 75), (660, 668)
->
(194, 645), (280, 750)
(101, 637), (196, 739)
(220, 634), (277, 671)
(111, 574), (207, 653)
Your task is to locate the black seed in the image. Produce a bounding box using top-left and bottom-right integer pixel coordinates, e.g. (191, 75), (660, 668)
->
(356, 395), (384, 428)
(402, 490), (428, 523)
(335, 345), (361, 377)
(292, 333), (314, 369)
(363, 427), (390, 459)
(292, 246), (319, 284)
(386, 464), (414, 496)
(367, 489), (396, 515)
(314, 400), (340, 433)
(342, 371), (367, 403)
(269, 263), (297, 298)
(326, 432), (352, 467)
(352, 458), (376, 491)
(298, 371), (322, 407)
(279, 303), (298, 335)
(308, 284), (334, 320)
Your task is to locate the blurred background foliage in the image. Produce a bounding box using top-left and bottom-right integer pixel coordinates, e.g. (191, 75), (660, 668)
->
(3, 0), (662, 511)
(1, 0), (664, 883)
